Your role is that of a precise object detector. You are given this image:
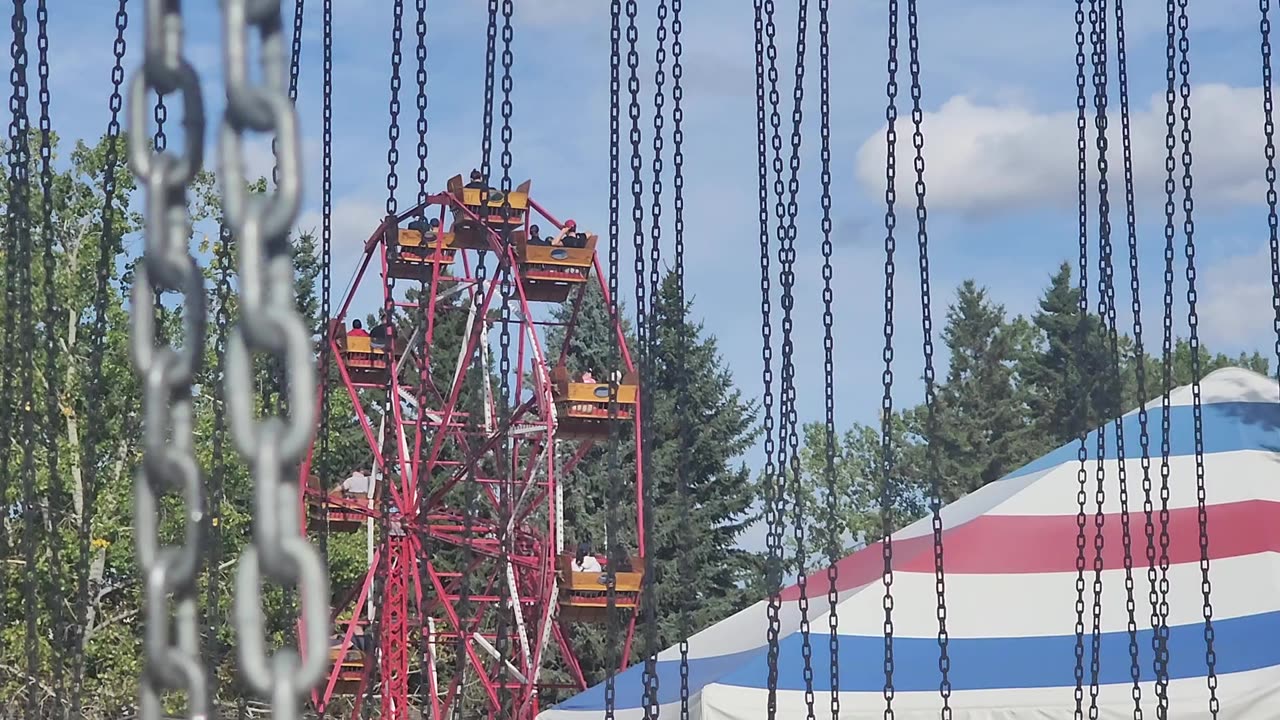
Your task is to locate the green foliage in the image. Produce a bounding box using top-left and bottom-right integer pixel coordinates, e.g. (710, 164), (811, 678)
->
(795, 263), (1274, 569)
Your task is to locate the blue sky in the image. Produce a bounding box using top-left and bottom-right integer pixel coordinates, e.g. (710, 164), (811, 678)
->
(45, 1), (1280, 548)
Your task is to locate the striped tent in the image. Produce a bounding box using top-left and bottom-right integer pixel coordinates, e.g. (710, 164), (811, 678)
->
(539, 367), (1280, 719)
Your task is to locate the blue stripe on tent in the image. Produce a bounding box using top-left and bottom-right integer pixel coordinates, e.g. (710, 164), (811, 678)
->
(1006, 401), (1280, 480)
(718, 610), (1280, 693)
(553, 648), (764, 711)
(555, 611), (1280, 710)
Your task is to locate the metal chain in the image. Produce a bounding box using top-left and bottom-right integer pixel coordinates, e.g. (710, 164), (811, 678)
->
(816, 0), (840, 718)
(35, 0), (70, 708)
(9, 3), (40, 716)
(415, 0), (428, 207)
(670, 0), (693, 715)
(774, 0), (813, 712)
(127, 0), (210, 717)
(412, 0), (430, 711)
(219, 0), (327, 717)
(387, 0), (403, 216)
(1109, 1), (1146, 714)
(210, 220), (234, 705)
(1070, 0), (1090, 715)
(316, 0), (334, 613)
(1086, 3), (1110, 716)
(604, 1), (624, 717)
(269, 0), (304, 192)
(1265, 0), (1280, 394)
(1170, 0), (1219, 711)
(881, 0), (900, 713)
(495, 0), (515, 715)
(903, 0), (950, 712)
(751, 1), (781, 716)
(1152, 4), (1180, 711)
(0, 0), (30, 650)
(480, 0), (498, 178)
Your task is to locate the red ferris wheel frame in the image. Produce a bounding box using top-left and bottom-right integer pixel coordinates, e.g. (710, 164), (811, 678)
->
(295, 181), (646, 720)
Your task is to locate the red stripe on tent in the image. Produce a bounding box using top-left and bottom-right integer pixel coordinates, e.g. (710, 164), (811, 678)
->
(779, 499), (1280, 601)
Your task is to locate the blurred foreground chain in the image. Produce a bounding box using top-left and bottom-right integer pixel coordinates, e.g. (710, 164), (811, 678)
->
(218, 0), (327, 718)
(126, 0), (210, 717)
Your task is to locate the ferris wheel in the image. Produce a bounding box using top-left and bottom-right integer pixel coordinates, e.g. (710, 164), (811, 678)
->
(298, 175), (646, 719)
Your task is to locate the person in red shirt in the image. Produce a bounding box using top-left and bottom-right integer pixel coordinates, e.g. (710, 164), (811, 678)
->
(348, 319), (369, 338)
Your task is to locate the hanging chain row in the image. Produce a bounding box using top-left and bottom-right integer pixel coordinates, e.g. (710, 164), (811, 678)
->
(816, 0), (841, 717)
(604, 1), (624, 717)
(219, 0), (326, 717)
(1107, 0), (1149, 714)
(1070, 0), (1091, 714)
(881, 0), (901, 712)
(126, 0), (210, 716)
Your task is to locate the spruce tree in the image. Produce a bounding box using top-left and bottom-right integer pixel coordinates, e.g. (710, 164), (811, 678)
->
(933, 281), (1032, 499)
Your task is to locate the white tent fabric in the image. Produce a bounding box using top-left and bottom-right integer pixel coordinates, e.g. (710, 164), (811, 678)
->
(538, 367), (1280, 719)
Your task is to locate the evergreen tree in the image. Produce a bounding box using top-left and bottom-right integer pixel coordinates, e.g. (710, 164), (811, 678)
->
(1019, 262), (1116, 455)
(933, 281), (1032, 499)
(543, 274), (760, 684)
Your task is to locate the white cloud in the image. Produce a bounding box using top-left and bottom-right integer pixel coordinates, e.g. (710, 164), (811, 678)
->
(1198, 244), (1278, 349)
(855, 84), (1269, 217)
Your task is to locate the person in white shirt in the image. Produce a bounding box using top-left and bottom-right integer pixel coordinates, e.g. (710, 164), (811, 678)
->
(573, 541), (602, 573)
(339, 469), (371, 496)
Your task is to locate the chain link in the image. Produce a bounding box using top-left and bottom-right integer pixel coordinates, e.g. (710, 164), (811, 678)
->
(900, 0), (951, 712)
(642, 1), (667, 717)
(127, 1), (210, 717)
(771, 0), (814, 713)
(881, 0), (900, 713)
(1266, 0), (1280, 396)
(9, 2), (42, 716)
(481, 0), (497, 179)
(604, 2), (624, 717)
(0, 0), (31, 649)
(35, 0), (71, 708)
(218, 1), (327, 715)
(1070, 0), (1090, 715)
(316, 0), (335, 612)
(751, 1), (782, 717)
(815, 0), (840, 717)
(495, 0), (516, 715)
(1086, 3), (1111, 716)
(1108, 0), (1146, 714)
(1170, 0), (1220, 711)
(669, 0), (694, 714)
(415, 0), (428, 207)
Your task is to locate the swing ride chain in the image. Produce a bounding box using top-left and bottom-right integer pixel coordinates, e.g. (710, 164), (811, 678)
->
(35, 0), (70, 707)
(219, 0), (327, 717)
(1172, 0), (1220, 711)
(0, 0), (30, 634)
(1153, 0), (1180, 704)
(1086, 2), (1111, 715)
(604, 2), (624, 718)
(415, 0), (428, 206)
(903, 0), (951, 711)
(480, 0), (498, 178)
(317, 0), (334, 589)
(669, 0), (694, 717)
(210, 221), (234, 681)
(751, 1), (782, 717)
(816, 0), (841, 717)
(9, 2), (41, 715)
(495, 0), (516, 715)
(781, 0), (817, 710)
(73, 3), (128, 716)
(1265, 0), (1280, 379)
(881, 0), (901, 711)
(126, 0), (211, 716)
(643, 0), (666, 715)
(1111, 0), (1148, 712)
(1070, 0), (1090, 714)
